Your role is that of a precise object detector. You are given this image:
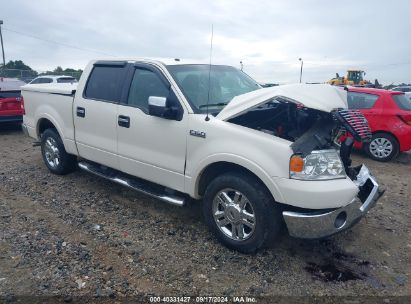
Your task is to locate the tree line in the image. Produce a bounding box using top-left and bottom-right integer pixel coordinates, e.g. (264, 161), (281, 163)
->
(0, 60), (83, 81)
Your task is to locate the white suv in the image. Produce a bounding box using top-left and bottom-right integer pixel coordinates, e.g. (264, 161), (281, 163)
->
(29, 75), (78, 84)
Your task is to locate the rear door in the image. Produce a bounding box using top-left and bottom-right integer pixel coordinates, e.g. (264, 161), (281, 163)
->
(73, 61), (129, 170)
(116, 63), (188, 192)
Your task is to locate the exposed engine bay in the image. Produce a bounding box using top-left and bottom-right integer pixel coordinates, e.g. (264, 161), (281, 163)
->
(228, 97), (372, 179)
(228, 98), (341, 152)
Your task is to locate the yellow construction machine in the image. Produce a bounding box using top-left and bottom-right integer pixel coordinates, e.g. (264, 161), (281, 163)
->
(328, 69), (372, 86)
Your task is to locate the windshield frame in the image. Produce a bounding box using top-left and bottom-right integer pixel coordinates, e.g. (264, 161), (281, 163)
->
(166, 64), (261, 114)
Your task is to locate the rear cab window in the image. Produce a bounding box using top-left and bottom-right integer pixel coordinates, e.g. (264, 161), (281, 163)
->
(84, 63), (128, 102)
(393, 94), (411, 111)
(347, 92), (379, 109)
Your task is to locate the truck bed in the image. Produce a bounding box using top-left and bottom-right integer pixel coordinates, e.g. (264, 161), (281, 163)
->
(21, 83), (78, 155)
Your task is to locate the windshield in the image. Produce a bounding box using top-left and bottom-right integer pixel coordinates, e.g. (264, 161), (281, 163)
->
(348, 71), (363, 83)
(167, 64), (261, 113)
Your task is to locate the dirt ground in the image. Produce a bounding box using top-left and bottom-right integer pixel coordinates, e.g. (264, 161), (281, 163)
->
(0, 124), (410, 302)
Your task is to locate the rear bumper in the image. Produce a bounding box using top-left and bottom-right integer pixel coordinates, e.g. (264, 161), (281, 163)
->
(0, 115), (23, 123)
(283, 165), (383, 239)
(398, 126), (411, 152)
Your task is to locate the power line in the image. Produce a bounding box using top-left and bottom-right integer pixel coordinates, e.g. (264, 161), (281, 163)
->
(3, 27), (115, 57)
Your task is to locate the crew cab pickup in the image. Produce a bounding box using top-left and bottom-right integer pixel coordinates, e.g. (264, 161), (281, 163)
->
(21, 58), (383, 253)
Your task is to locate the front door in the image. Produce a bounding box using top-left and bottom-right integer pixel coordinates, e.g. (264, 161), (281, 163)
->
(117, 64), (188, 192)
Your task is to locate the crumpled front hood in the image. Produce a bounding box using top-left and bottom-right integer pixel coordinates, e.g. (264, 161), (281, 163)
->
(217, 83), (348, 121)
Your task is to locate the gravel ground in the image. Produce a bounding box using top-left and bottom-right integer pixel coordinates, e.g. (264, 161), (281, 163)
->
(0, 125), (410, 302)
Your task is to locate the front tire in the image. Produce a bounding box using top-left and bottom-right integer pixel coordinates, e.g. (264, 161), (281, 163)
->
(365, 133), (399, 162)
(41, 128), (77, 175)
(202, 172), (282, 253)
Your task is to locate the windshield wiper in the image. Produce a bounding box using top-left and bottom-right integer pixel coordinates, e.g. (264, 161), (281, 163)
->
(199, 102), (228, 108)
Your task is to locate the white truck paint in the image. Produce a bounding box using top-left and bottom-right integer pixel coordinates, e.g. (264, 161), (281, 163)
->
(21, 58), (382, 252)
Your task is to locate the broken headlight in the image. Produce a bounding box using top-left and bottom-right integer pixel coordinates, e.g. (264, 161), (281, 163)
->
(290, 150), (346, 180)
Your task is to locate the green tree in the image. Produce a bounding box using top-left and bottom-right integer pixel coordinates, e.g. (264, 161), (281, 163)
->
(39, 66), (83, 80)
(1, 60), (38, 79)
(54, 66), (63, 74)
(1, 60), (83, 81)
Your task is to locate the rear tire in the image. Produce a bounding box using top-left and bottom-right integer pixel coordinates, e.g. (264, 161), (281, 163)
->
(41, 128), (77, 175)
(365, 133), (399, 162)
(202, 172), (282, 253)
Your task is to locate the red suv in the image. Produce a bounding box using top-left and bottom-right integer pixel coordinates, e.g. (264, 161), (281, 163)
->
(0, 90), (24, 124)
(346, 87), (411, 161)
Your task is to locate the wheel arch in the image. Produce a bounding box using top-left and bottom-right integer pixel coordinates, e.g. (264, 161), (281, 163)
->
(371, 130), (399, 143)
(36, 115), (64, 141)
(193, 160), (283, 203)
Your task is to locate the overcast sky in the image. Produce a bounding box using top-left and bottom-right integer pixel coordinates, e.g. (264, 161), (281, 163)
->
(2, 0), (410, 84)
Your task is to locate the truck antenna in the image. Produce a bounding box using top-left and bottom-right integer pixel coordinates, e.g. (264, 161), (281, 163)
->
(205, 24), (214, 122)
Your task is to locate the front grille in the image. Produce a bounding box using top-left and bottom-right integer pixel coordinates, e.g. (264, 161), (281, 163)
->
(333, 109), (372, 142)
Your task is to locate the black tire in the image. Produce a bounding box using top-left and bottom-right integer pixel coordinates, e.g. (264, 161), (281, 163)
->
(202, 172), (282, 253)
(41, 128), (77, 175)
(365, 132), (399, 162)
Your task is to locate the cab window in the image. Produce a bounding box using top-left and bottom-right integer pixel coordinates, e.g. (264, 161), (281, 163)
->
(84, 65), (128, 102)
(127, 68), (169, 113)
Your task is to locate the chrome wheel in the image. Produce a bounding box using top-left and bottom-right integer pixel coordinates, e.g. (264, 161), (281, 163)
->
(369, 137), (393, 159)
(44, 137), (60, 168)
(212, 188), (256, 241)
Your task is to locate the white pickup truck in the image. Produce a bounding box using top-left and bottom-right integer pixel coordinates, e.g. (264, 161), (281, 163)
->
(21, 58), (383, 253)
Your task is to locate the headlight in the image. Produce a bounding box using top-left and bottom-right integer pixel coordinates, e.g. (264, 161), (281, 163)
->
(290, 150), (346, 180)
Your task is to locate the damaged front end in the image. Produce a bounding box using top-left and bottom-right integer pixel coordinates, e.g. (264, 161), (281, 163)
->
(283, 163), (384, 239)
(226, 93), (372, 180)
(220, 85), (384, 238)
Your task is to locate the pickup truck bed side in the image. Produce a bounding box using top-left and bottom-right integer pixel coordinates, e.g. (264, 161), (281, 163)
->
(22, 84), (77, 155)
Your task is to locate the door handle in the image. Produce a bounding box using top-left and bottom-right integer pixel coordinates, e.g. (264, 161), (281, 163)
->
(118, 115), (130, 128)
(76, 107), (85, 118)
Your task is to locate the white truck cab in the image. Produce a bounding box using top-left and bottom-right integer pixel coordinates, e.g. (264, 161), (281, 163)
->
(21, 58), (383, 253)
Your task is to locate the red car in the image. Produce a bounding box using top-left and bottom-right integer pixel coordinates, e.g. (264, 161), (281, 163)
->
(0, 90), (24, 124)
(0, 78), (25, 124)
(345, 87), (411, 161)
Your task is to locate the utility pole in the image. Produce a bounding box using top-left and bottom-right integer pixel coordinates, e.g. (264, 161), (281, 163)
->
(299, 58), (303, 83)
(0, 20), (5, 73)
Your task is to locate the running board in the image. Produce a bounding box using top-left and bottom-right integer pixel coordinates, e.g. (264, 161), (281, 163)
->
(78, 161), (186, 207)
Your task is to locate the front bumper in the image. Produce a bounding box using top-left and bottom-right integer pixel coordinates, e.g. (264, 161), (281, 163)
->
(283, 165), (383, 239)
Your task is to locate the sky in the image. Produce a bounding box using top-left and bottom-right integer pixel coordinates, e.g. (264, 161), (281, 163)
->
(1, 0), (411, 84)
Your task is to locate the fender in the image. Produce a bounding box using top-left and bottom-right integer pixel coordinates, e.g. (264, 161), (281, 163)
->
(187, 153), (285, 203)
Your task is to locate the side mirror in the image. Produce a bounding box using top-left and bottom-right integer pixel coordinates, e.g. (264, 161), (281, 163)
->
(148, 96), (180, 120)
(148, 96), (167, 117)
